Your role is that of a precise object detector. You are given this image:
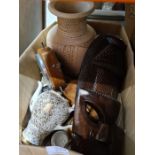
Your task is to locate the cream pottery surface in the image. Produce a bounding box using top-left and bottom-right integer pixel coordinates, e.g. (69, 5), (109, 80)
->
(46, 1), (96, 77)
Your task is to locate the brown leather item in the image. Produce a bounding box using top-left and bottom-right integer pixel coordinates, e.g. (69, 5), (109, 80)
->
(36, 47), (65, 89)
(73, 92), (120, 141)
(63, 80), (77, 106)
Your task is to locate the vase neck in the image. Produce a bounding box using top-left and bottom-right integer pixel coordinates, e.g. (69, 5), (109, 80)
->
(57, 17), (87, 37)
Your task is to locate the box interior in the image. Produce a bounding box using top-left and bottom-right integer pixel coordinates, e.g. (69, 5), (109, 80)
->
(19, 20), (135, 155)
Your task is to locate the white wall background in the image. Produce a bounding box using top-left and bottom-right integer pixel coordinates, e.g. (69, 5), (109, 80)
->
(45, 0), (57, 27)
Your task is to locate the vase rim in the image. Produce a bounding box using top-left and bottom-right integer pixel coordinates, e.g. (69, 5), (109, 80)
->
(48, 1), (95, 19)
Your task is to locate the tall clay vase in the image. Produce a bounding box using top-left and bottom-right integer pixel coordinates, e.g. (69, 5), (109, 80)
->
(46, 1), (96, 77)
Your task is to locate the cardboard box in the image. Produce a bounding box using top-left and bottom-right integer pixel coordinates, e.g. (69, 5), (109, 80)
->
(19, 20), (135, 155)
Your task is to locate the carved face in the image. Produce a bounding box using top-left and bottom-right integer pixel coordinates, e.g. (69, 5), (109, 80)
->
(71, 35), (125, 155)
(73, 89), (120, 142)
(72, 35), (126, 142)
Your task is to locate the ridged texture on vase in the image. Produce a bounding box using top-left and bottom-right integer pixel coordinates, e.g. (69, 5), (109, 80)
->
(46, 23), (96, 77)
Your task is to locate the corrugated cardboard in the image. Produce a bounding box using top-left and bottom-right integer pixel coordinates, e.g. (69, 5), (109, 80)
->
(19, 20), (135, 155)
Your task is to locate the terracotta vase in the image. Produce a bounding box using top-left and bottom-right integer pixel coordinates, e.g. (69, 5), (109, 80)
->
(46, 1), (96, 77)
